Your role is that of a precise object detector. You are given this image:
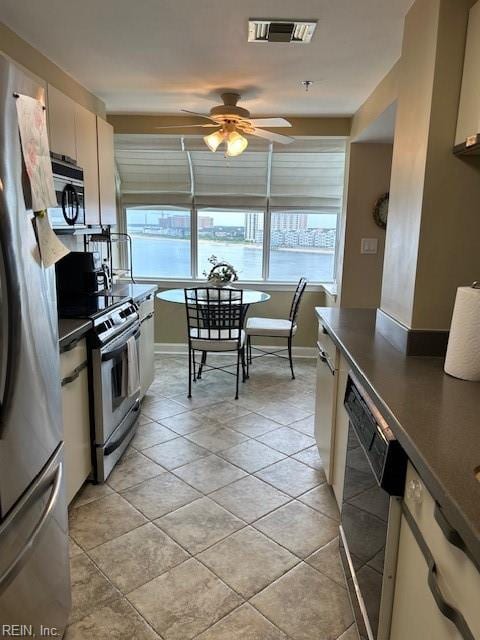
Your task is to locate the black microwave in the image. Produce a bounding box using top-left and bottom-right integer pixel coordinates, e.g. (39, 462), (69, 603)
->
(48, 157), (86, 229)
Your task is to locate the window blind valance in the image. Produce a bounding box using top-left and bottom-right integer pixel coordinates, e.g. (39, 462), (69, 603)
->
(115, 135), (346, 207)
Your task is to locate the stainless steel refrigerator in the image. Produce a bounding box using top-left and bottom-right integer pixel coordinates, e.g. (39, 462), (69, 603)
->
(0, 54), (71, 635)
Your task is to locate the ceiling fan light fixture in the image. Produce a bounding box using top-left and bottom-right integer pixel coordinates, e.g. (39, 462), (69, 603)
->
(225, 130), (248, 157)
(203, 129), (225, 152)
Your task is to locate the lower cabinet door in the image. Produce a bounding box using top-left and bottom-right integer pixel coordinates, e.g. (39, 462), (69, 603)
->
(390, 514), (465, 640)
(61, 350), (91, 503)
(139, 314), (155, 398)
(314, 351), (337, 483)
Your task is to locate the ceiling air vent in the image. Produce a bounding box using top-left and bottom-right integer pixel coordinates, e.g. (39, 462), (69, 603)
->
(248, 20), (317, 43)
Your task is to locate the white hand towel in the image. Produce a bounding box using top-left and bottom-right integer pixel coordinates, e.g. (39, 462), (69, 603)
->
(126, 335), (140, 396)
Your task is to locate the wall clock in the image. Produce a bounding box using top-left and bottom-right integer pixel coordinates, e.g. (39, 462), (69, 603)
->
(373, 193), (389, 229)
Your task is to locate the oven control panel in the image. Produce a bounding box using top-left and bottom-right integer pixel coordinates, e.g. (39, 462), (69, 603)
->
(93, 300), (139, 345)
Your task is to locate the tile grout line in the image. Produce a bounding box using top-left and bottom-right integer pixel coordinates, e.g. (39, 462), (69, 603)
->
(68, 357), (345, 638)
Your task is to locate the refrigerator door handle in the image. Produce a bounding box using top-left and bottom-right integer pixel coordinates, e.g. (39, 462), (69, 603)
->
(0, 462), (62, 596)
(0, 227), (21, 439)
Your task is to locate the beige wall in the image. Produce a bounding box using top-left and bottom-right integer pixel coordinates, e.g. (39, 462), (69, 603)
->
(154, 289), (325, 348)
(350, 63), (399, 141)
(0, 22), (106, 117)
(339, 143), (393, 308)
(108, 114), (351, 137)
(380, 0), (480, 330)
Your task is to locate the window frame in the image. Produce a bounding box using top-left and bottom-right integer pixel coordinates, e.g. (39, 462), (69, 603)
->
(122, 203), (340, 286)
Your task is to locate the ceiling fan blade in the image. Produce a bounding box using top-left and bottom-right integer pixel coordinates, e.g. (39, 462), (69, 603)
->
(250, 128), (295, 144)
(154, 124), (219, 129)
(248, 118), (292, 128)
(181, 109), (218, 123)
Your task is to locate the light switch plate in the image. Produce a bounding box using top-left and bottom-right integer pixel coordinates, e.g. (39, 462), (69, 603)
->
(361, 238), (378, 254)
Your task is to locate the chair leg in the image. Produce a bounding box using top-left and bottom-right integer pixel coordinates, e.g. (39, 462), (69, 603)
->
(198, 351), (207, 379)
(235, 350), (240, 400)
(192, 350), (197, 382)
(188, 345), (192, 398)
(288, 336), (295, 380)
(241, 347), (247, 382)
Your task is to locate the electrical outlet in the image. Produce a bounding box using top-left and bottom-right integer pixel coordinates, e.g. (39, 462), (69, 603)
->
(361, 238), (378, 255)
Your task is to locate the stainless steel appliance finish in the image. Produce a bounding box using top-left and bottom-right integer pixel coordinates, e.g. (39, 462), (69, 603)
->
(340, 374), (407, 640)
(0, 54), (70, 633)
(90, 300), (140, 481)
(48, 157), (86, 229)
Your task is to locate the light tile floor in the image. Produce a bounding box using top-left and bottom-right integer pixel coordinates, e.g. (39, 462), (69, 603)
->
(66, 355), (358, 640)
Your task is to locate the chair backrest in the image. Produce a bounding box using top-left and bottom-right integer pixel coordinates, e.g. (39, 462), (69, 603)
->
(289, 277), (307, 325)
(184, 287), (244, 343)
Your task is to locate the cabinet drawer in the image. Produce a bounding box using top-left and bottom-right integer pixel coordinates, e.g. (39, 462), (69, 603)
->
(404, 463), (480, 638)
(139, 295), (154, 321)
(60, 338), (87, 376)
(317, 323), (337, 363)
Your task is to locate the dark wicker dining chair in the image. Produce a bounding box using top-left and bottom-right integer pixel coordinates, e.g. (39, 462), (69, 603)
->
(245, 277), (307, 379)
(184, 287), (247, 400)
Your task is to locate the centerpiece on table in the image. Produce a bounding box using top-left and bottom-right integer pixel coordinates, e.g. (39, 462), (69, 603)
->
(203, 255), (238, 288)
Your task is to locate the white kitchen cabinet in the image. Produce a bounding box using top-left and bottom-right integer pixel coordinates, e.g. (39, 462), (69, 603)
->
(390, 462), (480, 639)
(139, 295), (155, 398)
(60, 338), (91, 503)
(47, 84), (76, 161)
(314, 324), (339, 484)
(97, 116), (117, 226)
(456, 0), (480, 146)
(75, 103), (100, 225)
(331, 354), (350, 509)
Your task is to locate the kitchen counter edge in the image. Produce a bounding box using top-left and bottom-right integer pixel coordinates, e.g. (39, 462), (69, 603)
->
(315, 306), (480, 568)
(58, 319), (92, 352)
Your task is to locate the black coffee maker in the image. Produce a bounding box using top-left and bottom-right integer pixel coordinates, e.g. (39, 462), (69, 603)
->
(55, 251), (105, 297)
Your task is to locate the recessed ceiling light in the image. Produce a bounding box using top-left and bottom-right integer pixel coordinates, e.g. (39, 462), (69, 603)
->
(248, 20), (317, 44)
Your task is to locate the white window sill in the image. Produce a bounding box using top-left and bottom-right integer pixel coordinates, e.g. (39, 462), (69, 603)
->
(118, 276), (334, 293)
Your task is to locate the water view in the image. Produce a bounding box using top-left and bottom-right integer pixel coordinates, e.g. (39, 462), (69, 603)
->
(130, 235), (335, 282)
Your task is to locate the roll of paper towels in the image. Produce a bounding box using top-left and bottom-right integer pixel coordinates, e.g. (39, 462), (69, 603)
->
(444, 285), (480, 381)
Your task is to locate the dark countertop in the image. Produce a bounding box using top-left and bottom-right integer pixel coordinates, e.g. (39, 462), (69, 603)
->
(108, 283), (157, 303)
(58, 318), (92, 351)
(315, 307), (480, 566)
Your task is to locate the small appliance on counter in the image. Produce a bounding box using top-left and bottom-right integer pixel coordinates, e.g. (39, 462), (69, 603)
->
(55, 250), (141, 482)
(340, 373), (407, 640)
(48, 156), (86, 229)
(55, 251), (105, 296)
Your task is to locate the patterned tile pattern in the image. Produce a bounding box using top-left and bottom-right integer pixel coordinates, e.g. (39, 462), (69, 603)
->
(66, 355), (356, 640)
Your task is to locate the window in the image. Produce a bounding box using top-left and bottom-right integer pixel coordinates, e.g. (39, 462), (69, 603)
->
(269, 211), (337, 282)
(197, 210), (264, 281)
(126, 208), (191, 278)
(118, 137), (347, 283)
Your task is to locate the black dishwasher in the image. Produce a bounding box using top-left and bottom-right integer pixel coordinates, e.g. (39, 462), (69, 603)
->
(340, 374), (407, 640)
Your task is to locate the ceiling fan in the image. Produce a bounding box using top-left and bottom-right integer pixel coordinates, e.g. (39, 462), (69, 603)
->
(155, 93), (294, 156)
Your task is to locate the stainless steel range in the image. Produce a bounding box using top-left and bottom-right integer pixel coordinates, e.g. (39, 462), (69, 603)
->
(90, 299), (141, 481)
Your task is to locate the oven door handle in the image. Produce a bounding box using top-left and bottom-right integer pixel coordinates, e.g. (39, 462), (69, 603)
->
(104, 400), (141, 455)
(101, 329), (140, 362)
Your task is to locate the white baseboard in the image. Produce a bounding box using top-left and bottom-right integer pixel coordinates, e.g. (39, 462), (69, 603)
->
(155, 342), (316, 358)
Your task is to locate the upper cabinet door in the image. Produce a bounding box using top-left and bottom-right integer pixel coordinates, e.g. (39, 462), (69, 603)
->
(456, 1), (480, 145)
(97, 117), (117, 226)
(47, 84), (76, 161)
(75, 104), (100, 225)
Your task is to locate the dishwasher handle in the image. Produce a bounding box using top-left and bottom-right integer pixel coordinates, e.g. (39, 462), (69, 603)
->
(317, 341), (335, 375)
